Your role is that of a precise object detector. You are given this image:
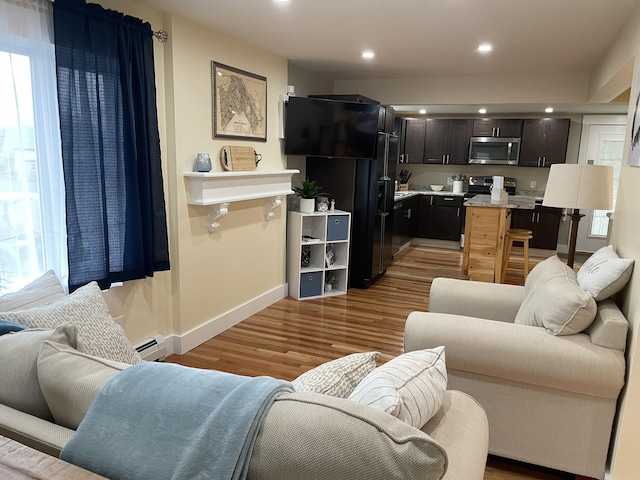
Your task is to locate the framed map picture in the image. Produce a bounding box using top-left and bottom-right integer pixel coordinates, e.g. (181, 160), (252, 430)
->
(628, 73), (640, 167)
(212, 62), (267, 141)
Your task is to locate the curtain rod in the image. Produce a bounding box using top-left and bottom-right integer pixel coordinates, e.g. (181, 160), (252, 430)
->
(46, 0), (169, 43)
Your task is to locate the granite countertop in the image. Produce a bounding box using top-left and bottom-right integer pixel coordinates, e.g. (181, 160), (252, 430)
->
(394, 190), (466, 201)
(463, 194), (536, 209)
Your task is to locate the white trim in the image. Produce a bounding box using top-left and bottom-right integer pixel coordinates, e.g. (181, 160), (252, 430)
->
(169, 284), (288, 355)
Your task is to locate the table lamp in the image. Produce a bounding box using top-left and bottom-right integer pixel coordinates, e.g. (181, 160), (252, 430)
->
(542, 163), (613, 268)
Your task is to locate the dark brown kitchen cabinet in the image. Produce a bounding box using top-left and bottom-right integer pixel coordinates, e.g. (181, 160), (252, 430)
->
(431, 195), (464, 241)
(392, 196), (416, 254)
(416, 195), (434, 238)
(472, 119), (523, 138)
(424, 119), (472, 165)
(519, 118), (570, 167)
(399, 118), (425, 164)
(510, 205), (562, 250)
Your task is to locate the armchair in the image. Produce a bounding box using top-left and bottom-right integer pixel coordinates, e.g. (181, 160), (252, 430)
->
(404, 274), (627, 480)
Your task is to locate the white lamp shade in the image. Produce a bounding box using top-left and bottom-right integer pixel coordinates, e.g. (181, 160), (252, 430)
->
(542, 164), (613, 210)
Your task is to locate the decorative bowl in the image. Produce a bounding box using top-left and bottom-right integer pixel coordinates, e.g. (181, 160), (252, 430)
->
(430, 185), (444, 192)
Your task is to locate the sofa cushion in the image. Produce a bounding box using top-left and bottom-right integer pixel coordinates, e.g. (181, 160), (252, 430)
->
(0, 270), (66, 311)
(248, 391), (448, 480)
(38, 339), (130, 429)
(0, 318), (28, 335)
(577, 245), (634, 301)
(348, 347), (448, 429)
(515, 256), (597, 335)
(0, 323), (77, 420)
(292, 351), (381, 398)
(0, 282), (142, 364)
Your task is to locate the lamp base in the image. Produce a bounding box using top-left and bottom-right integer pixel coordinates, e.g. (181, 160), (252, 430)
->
(566, 209), (585, 269)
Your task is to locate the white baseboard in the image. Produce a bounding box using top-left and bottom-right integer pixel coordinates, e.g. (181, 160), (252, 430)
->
(169, 283), (288, 355)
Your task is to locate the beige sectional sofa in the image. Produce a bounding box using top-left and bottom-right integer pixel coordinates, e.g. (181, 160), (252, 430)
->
(404, 255), (629, 480)
(0, 272), (489, 480)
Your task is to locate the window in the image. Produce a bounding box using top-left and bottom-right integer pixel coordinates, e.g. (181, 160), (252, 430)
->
(589, 137), (623, 238)
(0, 1), (68, 293)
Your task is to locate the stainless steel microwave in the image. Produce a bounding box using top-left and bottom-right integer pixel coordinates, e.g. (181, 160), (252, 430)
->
(468, 137), (520, 165)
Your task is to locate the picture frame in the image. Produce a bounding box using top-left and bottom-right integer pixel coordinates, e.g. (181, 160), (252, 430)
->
(212, 62), (267, 141)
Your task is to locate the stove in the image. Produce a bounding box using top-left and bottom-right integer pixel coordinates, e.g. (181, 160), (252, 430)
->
(467, 175), (517, 195)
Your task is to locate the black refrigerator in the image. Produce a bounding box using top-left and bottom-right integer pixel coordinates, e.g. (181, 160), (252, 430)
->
(307, 109), (398, 288)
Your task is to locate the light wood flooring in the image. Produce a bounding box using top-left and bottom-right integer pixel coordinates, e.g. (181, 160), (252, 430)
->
(167, 245), (577, 480)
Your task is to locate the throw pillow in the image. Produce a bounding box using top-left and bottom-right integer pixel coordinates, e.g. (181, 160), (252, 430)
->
(347, 347), (447, 429)
(577, 245), (634, 301)
(38, 339), (130, 429)
(249, 391), (447, 480)
(0, 323), (77, 420)
(515, 257), (597, 335)
(0, 270), (66, 311)
(0, 282), (143, 364)
(523, 255), (567, 293)
(292, 351), (381, 398)
(0, 318), (28, 335)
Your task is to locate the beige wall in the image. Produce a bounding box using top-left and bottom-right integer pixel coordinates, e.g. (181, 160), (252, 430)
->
(334, 73), (590, 106)
(94, 1), (290, 349)
(597, 6), (640, 479)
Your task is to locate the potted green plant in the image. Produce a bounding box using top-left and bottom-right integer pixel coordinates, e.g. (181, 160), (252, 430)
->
(325, 272), (339, 293)
(292, 179), (327, 213)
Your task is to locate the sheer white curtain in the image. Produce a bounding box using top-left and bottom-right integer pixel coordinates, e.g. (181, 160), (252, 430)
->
(0, 0), (67, 291)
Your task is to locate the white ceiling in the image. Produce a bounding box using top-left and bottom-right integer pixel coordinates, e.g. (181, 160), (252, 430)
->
(137, 0), (637, 115)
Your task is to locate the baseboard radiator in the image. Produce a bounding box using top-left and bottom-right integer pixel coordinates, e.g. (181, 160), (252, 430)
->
(134, 334), (167, 362)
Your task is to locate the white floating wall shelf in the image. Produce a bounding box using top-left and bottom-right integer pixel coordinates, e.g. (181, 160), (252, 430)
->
(184, 169), (299, 232)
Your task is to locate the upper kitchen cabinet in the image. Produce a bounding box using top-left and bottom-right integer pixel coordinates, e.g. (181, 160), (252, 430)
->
(519, 118), (570, 167)
(399, 118), (425, 164)
(472, 119), (523, 138)
(424, 119), (472, 165)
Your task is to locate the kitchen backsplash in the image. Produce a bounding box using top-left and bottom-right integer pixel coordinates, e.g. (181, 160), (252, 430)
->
(400, 163), (550, 195)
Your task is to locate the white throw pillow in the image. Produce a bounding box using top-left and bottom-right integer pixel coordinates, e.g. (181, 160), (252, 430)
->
(292, 351), (381, 398)
(577, 245), (634, 301)
(0, 323), (77, 420)
(0, 270), (66, 311)
(348, 347), (447, 429)
(38, 339), (130, 429)
(0, 282), (142, 364)
(515, 256), (597, 335)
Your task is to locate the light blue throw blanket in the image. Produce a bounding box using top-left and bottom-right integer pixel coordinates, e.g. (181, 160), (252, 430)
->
(61, 362), (293, 480)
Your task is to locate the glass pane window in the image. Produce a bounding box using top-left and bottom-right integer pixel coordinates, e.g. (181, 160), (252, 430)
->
(0, 43), (66, 292)
(589, 138), (623, 238)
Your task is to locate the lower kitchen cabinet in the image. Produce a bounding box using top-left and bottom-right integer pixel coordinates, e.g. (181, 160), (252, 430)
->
(415, 195), (464, 242)
(510, 205), (562, 250)
(431, 196), (464, 241)
(392, 196), (416, 254)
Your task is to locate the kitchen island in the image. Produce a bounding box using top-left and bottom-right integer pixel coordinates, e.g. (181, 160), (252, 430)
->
(462, 195), (535, 282)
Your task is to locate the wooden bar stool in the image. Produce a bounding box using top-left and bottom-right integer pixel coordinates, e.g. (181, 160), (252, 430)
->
(502, 228), (533, 283)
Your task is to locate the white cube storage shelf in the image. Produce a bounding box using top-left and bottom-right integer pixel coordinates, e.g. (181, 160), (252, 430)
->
(288, 210), (351, 300)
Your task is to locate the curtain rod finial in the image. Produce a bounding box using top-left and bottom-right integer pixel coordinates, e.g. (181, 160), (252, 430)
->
(153, 30), (168, 43)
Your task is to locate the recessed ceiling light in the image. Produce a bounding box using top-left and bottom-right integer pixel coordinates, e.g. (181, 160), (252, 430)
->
(273, 0), (289, 3)
(477, 43), (493, 53)
(419, 109), (427, 115)
(545, 107), (554, 113)
(362, 50), (375, 60)
(478, 108), (487, 114)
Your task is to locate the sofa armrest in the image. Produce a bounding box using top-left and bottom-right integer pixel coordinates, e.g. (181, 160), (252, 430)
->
(0, 404), (74, 457)
(429, 278), (525, 322)
(404, 312), (625, 399)
(422, 390), (488, 480)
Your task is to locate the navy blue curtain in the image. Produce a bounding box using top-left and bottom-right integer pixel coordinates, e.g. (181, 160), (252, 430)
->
(53, 0), (169, 291)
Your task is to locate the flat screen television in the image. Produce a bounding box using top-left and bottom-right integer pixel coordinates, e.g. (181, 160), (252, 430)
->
(284, 96), (379, 159)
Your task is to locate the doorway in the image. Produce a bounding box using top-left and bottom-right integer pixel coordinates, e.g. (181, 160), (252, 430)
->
(575, 116), (626, 253)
